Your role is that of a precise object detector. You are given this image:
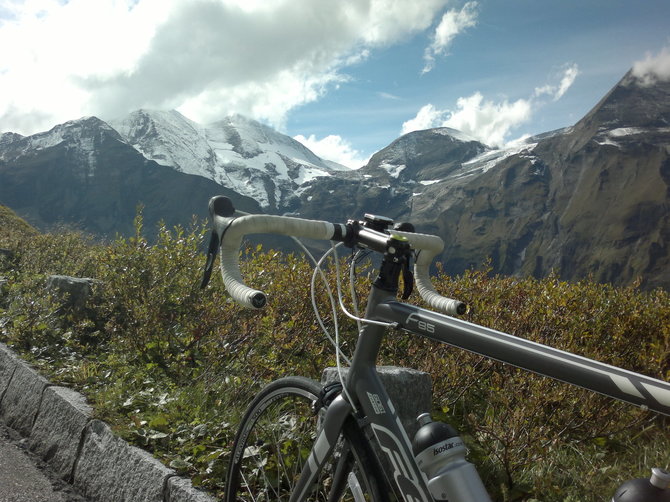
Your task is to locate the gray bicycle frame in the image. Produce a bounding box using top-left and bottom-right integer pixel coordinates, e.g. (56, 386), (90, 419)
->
(289, 284), (670, 502)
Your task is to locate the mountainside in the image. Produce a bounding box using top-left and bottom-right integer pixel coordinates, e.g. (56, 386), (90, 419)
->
(0, 117), (262, 238)
(296, 128), (555, 230)
(297, 71), (670, 290)
(1, 69), (669, 290)
(0, 204), (37, 243)
(109, 110), (345, 209)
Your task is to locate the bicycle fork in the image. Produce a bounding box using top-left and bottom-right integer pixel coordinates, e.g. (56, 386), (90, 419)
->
(288, 372), (437, 502)
(289, 393), (353, 502)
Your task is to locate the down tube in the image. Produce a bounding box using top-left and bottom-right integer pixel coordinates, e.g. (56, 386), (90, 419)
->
(352, 363), (434, 502)
(374, 301), (670, 417)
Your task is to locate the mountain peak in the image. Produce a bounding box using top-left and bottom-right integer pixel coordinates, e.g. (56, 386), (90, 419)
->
(364, 125), (489, 181)
(0, 115), (120, 165)
(430, 126), (483, 144)
(577, 68), (670, 135)
(534, 67), (670, 157)
(108, 109), (339, 209)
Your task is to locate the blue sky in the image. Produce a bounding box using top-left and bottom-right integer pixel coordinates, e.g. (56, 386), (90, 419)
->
(288, 1), (670, 165)
(1, 0), (669, 168)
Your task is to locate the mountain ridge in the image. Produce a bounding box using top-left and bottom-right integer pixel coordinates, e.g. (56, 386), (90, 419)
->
(435, 70), (670, 290)
(0, 116), (262, 237)
(109, 109), (346, 209)
(1, 68), (669, 289)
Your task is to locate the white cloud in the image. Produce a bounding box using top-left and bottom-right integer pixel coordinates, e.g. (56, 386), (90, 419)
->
(555, 64), (579, 100)
(400, 104), (444, 133)
(534, 64), (579, 101)
(294, 134), (369, 169)
(403, 63), (579, 147)
(0, 0), (452, 135)
(402, 95), (532, 147)
(443, 93), (532, 146)
(632, 45), (670, 86)
(378, 91), (401, 100)
(422, 1), (478, 74)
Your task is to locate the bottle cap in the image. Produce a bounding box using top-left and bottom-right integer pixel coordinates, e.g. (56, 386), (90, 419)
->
(416, 413), (433, 427)
(651, 468), (670, 489)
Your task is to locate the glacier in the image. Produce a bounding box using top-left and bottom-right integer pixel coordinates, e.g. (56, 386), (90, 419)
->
(109, 110), (343, 209)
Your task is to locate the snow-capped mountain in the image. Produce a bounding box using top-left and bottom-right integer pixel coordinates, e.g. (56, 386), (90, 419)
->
(0, 116), (118, 172)
(0, 116), (262, 237)
(109, 110), (346, 209)
(296, 70), (670, 290)
(1, 68), (669, 290)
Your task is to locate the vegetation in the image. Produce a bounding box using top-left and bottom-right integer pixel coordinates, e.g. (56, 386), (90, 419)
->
(0, 205), (668, 501)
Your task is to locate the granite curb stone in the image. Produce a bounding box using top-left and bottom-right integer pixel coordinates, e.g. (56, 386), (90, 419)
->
(0, 342), (18, 399)
(0, 339), (216, 501)
(73, 419), (175, 502)
(29, 385), (93, 481)
(0, 354), (50, 436)
(167, 477), (219, 502)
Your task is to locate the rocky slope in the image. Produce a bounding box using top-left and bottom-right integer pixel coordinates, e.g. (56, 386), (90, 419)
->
(298, 71), (670, 290)
(1, 69), (669, 290)
(421, 71), (670, 290)
(109, 110), (345, 209)
(0, 117), (261, 238)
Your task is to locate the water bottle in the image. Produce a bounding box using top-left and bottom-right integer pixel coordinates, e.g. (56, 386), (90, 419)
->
(412, 413), (492, 502)
(612, 468), (670, 502)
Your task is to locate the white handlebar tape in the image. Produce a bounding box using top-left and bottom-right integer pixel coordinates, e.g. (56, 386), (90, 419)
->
(393, 231), (465, 316)
(218, 214), (464, 315)
(218, 214), (338, 309)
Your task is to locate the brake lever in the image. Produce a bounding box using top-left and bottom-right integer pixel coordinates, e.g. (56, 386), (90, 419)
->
(395, 221), (415, 300)
(201, 196), (240, 290)
(401, 258), (414, 300)
(200, 229), (219, 290)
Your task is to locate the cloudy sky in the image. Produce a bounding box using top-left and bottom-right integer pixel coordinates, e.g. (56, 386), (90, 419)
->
(1, 0), (669, 168)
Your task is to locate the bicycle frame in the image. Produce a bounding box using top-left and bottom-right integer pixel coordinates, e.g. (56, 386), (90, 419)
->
(290, 285), (670, 502)
(205, 196), (670, 501)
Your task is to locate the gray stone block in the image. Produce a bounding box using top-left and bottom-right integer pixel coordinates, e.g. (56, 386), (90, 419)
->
(46, 275), (97, 309)
(73, 419), (175, 502)
(29, 386), (92, 481)
(322, 365), (432, 437)
(0, 358), (49, 436)
(0, 342), (18, 399)
(166, 477), (218, 502)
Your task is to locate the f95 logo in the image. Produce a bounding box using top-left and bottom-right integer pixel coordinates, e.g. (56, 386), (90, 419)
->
(405, 313), (435, 333)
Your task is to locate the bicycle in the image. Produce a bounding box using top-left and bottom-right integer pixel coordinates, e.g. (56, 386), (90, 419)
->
(200, 195), (670, 502)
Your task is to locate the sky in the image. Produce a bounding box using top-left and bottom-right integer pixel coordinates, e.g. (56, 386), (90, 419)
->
(1, 0), (670, 169)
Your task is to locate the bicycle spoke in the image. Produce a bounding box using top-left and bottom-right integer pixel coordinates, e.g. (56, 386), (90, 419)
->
(225, 377), (385, 502)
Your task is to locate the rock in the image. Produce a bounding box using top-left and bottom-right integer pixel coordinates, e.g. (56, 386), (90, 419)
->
(322, 365), (432, 438)
(45, 275), (96, 309)
(166, 477), (218, 502)
(73, 419), (175, 502)
(0, 358), (50, 436)
(29, 386), (93, 481)
(0, 343), (19, 400)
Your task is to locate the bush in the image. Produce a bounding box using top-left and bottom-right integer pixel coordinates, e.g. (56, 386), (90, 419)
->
(383, 266), (670, 500)
(1, 219), (668, 501)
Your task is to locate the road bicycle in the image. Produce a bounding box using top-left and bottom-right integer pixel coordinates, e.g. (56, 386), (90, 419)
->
(200, 195), (670, 502)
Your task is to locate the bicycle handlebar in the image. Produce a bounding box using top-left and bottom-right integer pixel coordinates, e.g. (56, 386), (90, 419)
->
(206, 196), (466, 316)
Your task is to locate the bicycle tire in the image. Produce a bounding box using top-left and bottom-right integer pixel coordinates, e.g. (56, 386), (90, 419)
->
(224, 376), (388, 502)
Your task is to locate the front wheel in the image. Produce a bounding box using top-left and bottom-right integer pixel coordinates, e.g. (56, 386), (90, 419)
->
(224, 376), (388, 502)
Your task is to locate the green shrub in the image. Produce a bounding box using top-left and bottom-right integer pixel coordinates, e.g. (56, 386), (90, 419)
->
(1, 220), (668, 501)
